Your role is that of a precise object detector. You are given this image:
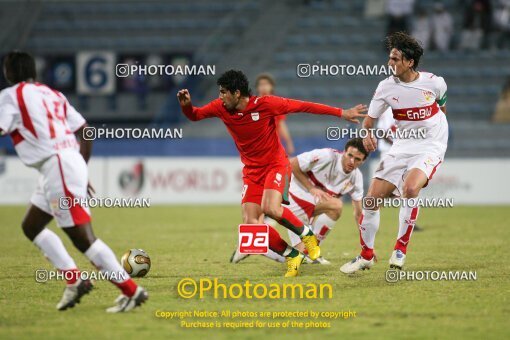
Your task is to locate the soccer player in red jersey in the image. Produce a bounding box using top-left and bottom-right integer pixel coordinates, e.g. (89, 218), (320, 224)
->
(177, 70), (367, 276)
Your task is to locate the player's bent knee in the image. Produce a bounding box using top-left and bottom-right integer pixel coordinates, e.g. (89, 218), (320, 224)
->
(261, 204), (281, 220)
(21, 220), (31, 238)
(403, 183), (421, 198)
(21, 220), (45, 241)
(71, 236), (97, 253)
(326, 200), (342, 220)
(64, 223), (97, 253)
(244, 217), (260, 224)
(21, 222), (36, 241)
(332, 199), (343, 214)
(21, 206), (53, 241)
(327, 209), (341, 221)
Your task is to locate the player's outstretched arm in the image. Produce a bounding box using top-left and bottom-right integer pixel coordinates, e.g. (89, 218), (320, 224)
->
(177, 89), (192, 107)
(342, 104), (368, 124)
(177, 89), (218, 121)
(177, 89), (196, 121)
(272, 96), (367, 124)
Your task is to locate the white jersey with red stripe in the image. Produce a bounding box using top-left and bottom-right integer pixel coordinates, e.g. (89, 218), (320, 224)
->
(368, 71), (448, 156)
(0, 82), (86, 168)
(292, 148), (363, 201)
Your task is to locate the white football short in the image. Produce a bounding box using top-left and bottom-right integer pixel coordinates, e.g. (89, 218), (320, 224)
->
(287, 181), (320, 224)
(30, 150), (91, 227)
(374, 152), (443, 197)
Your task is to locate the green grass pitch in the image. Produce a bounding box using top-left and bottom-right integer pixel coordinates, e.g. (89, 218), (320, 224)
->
(0, 205), (508, 339)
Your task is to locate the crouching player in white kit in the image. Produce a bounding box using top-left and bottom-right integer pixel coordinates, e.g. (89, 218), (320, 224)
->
(340, 32), (448, 273)
(231, 138), (368, 265)
(0, 52), (148, 312)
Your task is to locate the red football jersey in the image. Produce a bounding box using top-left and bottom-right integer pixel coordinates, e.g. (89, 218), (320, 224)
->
(181, 95), (342, 172)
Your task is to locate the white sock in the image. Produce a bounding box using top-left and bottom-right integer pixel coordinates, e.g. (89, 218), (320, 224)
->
(263, 249), (286, 263)
(359, 209), (380, 259)
(311, 214), (336, 244)
(84, 239), (129, 283)
(299, 225), (312, 237)
(395, 204), (420, 254)
(33, 228), (77, 270)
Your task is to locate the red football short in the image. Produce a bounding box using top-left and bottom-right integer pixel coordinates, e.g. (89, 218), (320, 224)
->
(241, 162), (291, 206)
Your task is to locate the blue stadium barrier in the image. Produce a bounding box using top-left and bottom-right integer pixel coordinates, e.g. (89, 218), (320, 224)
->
(0, 137), (350, 157)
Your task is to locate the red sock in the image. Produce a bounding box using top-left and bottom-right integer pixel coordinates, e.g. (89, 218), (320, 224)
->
(394, 225), (413, 254)
(61, 268), (80, 285)
(394, 206), (419, 254)
(359, 224), (374, 260)
(278, 207), (306, 235)
(360, 247), (374, 260)
(268, 226), (289, 255)
(113, 278), (138, 297)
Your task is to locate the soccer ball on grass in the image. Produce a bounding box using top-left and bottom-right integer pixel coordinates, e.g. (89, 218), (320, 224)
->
(121, 249), (151, 277)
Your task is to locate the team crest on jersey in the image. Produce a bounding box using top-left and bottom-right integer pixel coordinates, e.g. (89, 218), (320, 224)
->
(422, 90), (434, 102)
(251, 112), (259, 121)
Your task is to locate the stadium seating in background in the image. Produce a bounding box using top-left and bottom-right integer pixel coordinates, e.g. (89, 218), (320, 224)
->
(0, 0), (509, 158)
(4, 0), (261, 125)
